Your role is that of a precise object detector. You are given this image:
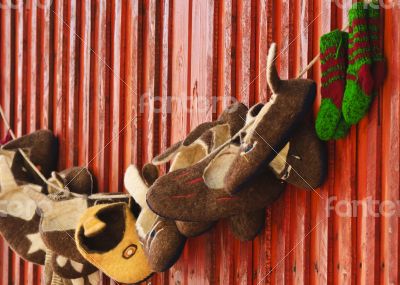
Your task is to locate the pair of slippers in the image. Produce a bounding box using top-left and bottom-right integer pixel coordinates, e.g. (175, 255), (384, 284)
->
(147, 43), (326, 226)
(0, 130), (102, 284)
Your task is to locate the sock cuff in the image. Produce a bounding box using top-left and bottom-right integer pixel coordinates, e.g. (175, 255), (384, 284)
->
(349, 2), (369, 23)
(320, 30), (348, 54)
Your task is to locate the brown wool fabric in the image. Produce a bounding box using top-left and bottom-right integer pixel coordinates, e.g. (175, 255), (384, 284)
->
(175, 220), (215, 238)
(147, 144), (285, 222)
(2, 130), (58, 186)
(224, 43), (316, 194)
(141, 216), (186, 272)
(228, 209), (266, 241)
(271, 117), (328, 190)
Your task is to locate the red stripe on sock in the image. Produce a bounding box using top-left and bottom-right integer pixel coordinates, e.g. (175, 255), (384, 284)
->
(321, 70), (347, 84)
(349, 52), (372, 65)
(321, 58), (347, 73)
(351, 18), (369, 26)
(349, 41), (371, 54)
(322, 46), (347, 57)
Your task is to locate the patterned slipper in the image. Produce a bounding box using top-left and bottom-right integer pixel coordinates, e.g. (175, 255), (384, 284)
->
(147, 141), (285, 222)
(269, 117), (328, 190)
(0, 131), (57, 265)
(75, 202), (153, 284)
(223, 43), (316, 194)
(124, 164), (187, 272)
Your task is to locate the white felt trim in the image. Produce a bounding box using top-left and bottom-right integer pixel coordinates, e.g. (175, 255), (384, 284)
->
(136, 207), (158, 239)
(269, 142), (290, 175)
(124, 165), (148, 208)
(56, 255), (68, 267)
(243, 94), (277, 144)
(0, 153), (19, 191)
(203, 145), (240, 189)
(26, 232), (47, 255)
(170, 141), (208, 171)
(70, 260), (84, 273)
(87, 272), (100, 285)
(38, 197), (88, 232)
(210, 124), (231, 150)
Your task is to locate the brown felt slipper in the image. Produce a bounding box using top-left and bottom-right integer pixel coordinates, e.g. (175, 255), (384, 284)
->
(0, 151), (48, 265)
(269, 117), (328, 190)
(223, 43), (316, 194)
(147, 141), (285, 222)
(150, 104), (250, 235)
(245, 103), (327, 190)
(124, 164), (187, 272)
(1, 130), (58, 186)
(75, 202), (153, 284)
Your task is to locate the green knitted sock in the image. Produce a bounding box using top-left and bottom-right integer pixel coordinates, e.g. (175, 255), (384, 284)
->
(342, 2), (375, 125)
(332, 116), (351, 140)
(315, 30), (349, 141)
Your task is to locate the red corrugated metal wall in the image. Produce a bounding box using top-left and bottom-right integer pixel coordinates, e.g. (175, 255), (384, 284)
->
(0, 0), (399, 284)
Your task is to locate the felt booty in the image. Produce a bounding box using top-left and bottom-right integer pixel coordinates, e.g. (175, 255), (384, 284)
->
(342, 2), (375, 125)
(0, 151), (48, 265)
(75, 202), (153, 284)
(1, 129), (58, 185)
(124, 164), (188, 272)
(270, 117), (328, 189)
(147, 140), (285, 222)
(223, 43), (316, 194)
(315, 30), (350, 140)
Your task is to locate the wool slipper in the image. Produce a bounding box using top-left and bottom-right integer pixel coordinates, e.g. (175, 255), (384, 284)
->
(0, 150), (48, 265)
(269, 117), (328, 190)
(75, 202), (153, 284)
(1, 129), (58, 185)
(125, 164), (189, 272)
(126, 163), (215, 236)
(27, 177), (128, 278)
(223, 43), (316, 194)
(228, 209), (266, 241)
(147, 141), (285, 222)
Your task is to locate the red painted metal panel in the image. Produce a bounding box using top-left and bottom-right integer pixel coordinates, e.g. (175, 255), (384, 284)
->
(0, 1), (399, 284)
